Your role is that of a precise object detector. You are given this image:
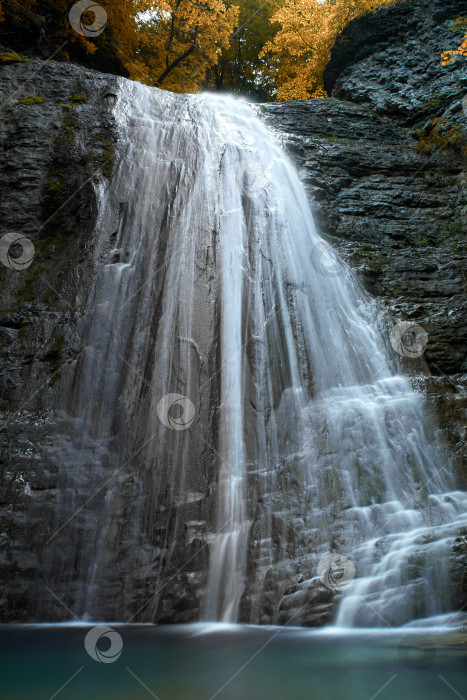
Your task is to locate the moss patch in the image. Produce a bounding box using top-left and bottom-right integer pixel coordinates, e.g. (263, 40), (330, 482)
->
(357, 243), (375, 254)
(69, 93), (87, 105)
(0, 52), (28, 64)
(415, 117), (465, 153)
(15, 95), (43, 106)
(54, 110), (76, 149)
(45, 168), (69, 208)
(101, 142), (116, 178)
(87, 140), (116, 179)
(414, 235), (430, 248)
(38, 110), (79, 267)
(449, 219), (464, 236)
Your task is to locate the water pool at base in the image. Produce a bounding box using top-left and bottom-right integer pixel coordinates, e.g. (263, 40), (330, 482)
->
(1, 624), (466, 699)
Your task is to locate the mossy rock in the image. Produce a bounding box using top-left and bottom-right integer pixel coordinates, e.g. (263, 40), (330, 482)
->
(45, 181), (65, 195)
(44, 167), (69, 208)
(54, 111), (76, 149)
(88, 141), (116, 179)
(16, 264), (46, 304)
(357, 243), (375, 254)
(101, 144), (115, 178)
(0, 52), (28, 64)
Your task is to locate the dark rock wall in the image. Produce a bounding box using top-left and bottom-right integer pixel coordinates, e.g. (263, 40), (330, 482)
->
(0, 0), (466, 623)
(0, 60), (120, 619)
(323, 0), (467, 127)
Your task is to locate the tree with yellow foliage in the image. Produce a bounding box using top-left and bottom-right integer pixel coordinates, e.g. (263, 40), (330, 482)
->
(0, 0), (409, 99)
(129, 0), (239, 92)
(202, 0), (283, 100)
(0, 0), (239, 91)
(441, 16), (467, 65)
(260, 0), (399, 100)
(0, 0), (136, 71)
(2, 0), (466, 100)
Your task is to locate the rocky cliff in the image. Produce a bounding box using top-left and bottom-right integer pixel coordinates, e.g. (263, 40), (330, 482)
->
(264, 0), (467, 482)
(0, 0), (466, 624)
(0, 58), (121, 620)
(257, 0), (467, 625)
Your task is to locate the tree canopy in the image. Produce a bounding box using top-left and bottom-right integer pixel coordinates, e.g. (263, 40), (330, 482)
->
(260, 0), (399, 100)
(0, 1), (464, 100)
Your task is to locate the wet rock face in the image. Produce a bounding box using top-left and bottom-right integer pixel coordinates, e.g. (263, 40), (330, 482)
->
(262, 98), (466, 378)
(0, 60), (120, 620)
(323, 0), (467, 127)
(0, 0), (466, 626)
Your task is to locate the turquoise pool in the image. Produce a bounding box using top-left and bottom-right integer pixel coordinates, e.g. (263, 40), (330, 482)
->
(1, 624), (466, 699)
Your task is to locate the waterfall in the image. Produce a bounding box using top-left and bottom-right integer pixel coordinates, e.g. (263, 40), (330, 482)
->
(44, 82), (466, 628)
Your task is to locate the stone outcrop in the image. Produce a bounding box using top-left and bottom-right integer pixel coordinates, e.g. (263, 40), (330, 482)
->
(0, 0), (466, 625)
(323, 0), (467, 128)
(0, 59), (120, 620)
(255, 0), (467, 625)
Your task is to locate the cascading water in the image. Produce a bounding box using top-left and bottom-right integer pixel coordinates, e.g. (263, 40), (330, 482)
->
(44, 81), (466, 628)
